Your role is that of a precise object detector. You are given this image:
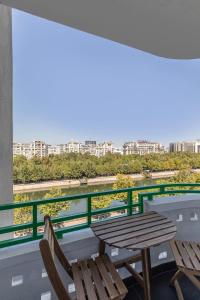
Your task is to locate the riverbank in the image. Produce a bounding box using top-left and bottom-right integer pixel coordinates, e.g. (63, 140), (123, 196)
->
(13, 170), (181, 193)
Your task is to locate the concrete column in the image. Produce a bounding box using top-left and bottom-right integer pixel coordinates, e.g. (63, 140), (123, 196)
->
(0, 5), (13, 230)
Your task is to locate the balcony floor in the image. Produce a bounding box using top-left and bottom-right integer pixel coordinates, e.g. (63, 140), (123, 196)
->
(125, 262), (200, 300)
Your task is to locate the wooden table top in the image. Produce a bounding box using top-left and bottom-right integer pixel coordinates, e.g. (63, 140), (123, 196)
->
(91, 211), (177, 251)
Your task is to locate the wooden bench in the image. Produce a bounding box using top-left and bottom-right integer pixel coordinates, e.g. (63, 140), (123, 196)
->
(39, 215), (128, 300)
(170, 239), (200, 300)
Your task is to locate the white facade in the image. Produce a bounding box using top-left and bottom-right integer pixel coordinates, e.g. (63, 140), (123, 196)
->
(95, 142), (114, 157)
(13, 140), (115, 158)
(169, 141), (200, 153)
(13, 141), (48, 158)
(123, 140), (165, 155)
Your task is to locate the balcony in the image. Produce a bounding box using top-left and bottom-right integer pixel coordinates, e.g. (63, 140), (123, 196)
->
(1, 184), (200, 299)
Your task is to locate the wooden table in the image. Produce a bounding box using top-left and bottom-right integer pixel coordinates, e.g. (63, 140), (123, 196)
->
(91, 211), (177, 300)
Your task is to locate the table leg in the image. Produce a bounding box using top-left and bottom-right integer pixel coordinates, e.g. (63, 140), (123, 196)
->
(99, 240), (105, 255)
(142, 248), (151, 300)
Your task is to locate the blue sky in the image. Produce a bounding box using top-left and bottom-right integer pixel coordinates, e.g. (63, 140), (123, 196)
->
(13, 9), (200, 147)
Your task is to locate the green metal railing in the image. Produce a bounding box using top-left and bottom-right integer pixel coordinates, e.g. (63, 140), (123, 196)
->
(1, 183), (200, 249)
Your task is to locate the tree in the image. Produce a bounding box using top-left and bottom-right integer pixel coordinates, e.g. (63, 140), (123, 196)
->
(112, 174), (135, 201)
(92, 174), (136, 220)
(92, 195), (113, 211)
(14, 193), (32, 226)
(13, 152), (200, 184)
(14, 193), (32, 236)
(39, 188), (71, 218)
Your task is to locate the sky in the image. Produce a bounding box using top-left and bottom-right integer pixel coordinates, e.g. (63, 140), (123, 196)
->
(13, 9), (200, 147)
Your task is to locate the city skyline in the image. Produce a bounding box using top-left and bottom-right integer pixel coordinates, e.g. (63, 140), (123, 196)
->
(13, 137), (200, 148)
(13, 10), (200, 146)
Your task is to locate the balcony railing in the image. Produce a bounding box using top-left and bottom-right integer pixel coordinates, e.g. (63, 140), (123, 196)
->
(1, 183), (200, 249)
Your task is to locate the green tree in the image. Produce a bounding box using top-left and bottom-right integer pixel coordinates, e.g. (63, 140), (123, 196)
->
(92, 195), (113, 210)
(39, 188), (71, 218)
(13, 152), (200, 184)
(112, 174), (135, 201)
(14, 193), (32, 226)
(92, 174), (135, 215)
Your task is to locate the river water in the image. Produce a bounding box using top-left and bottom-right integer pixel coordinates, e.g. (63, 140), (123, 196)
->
(14, 178), (159, 218)
(17, 178), (157, 200)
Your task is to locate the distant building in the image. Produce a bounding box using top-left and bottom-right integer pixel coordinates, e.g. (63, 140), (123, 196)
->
(113, 147), (123, 155)
(14, 139), (168, 158)
(169, 140), (200, 153)
(85, 140), (96, 146)
(13, 141), (48, 158)
(95, 142), (114, 157)
(30, 140), (48, 158)
(123, 140), (165, 155)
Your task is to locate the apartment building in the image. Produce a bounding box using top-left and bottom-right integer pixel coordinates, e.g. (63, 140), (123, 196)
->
(123, 140), (165, 155)
(13, 140), (115, 158)
(95, 142), (114, 157)
(30, 140), (48, 158)
(169, 140), (200, 153)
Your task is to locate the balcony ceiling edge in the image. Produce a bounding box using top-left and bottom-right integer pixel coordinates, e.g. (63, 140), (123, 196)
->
(2, 0), (200, 59)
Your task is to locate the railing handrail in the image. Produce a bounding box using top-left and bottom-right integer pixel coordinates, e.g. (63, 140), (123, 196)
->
(1, 183), (200, 248)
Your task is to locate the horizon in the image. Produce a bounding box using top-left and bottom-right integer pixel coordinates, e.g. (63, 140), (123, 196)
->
(13, 9), (200, 147)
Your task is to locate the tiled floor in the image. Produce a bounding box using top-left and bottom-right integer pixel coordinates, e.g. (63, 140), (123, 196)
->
(125, 263), (200, 300)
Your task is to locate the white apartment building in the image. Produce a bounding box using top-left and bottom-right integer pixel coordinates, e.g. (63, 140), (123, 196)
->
(13, 140), (115, 158)
(13, 140), (48, 158)
(169, 140), (200, 153)
(123, 140), (165, 155)
(13, 142), (34, 158)
(30, 140), (48, 158)
(95, 142), (114, 157)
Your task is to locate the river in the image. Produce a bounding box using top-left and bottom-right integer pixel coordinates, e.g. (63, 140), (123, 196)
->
(16, 178), (157, 200)
(14, 178), (161, 219)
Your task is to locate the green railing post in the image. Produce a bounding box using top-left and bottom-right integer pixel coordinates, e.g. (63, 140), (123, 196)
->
(87, 196), (92, 226)
(127, 190), (133, 216)
(32, 204), (38, 239)
(138, 194), (144, 213)
(160, 186), (165, 194)
(148, 194), (153, 201)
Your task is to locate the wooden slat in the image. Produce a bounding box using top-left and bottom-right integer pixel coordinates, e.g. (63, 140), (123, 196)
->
(170, 240), (184, 268)
(190, 242), (200, 262)
(91, 211), (156, 229)
(175, 240), (193, 270)
(99, 218), (171, 240)
(114, 253), (142, 269)
(113, 226), (176, 249)
(95, 256), (119, 299)
(130, 232), (177, 250)
(71, 263), (86, 300)
(93, 213), (164, 235)
(79, 261), (98, 300)
(104, 222), (174, 245)
(183, 241), (200, 271)
(125, 262), (144, 288)
(88, 259), (109, 300)
(102, 254), (128, 296)
(94, 215), (167, 237)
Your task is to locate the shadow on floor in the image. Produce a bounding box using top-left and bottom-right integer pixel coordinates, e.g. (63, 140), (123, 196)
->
(125, 262), (200, 300)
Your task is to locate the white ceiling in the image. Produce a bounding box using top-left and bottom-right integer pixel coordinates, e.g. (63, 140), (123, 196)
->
(2, 0), (200, 59)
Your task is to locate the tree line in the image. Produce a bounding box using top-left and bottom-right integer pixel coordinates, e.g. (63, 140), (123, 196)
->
(13, 152), (200, 184)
